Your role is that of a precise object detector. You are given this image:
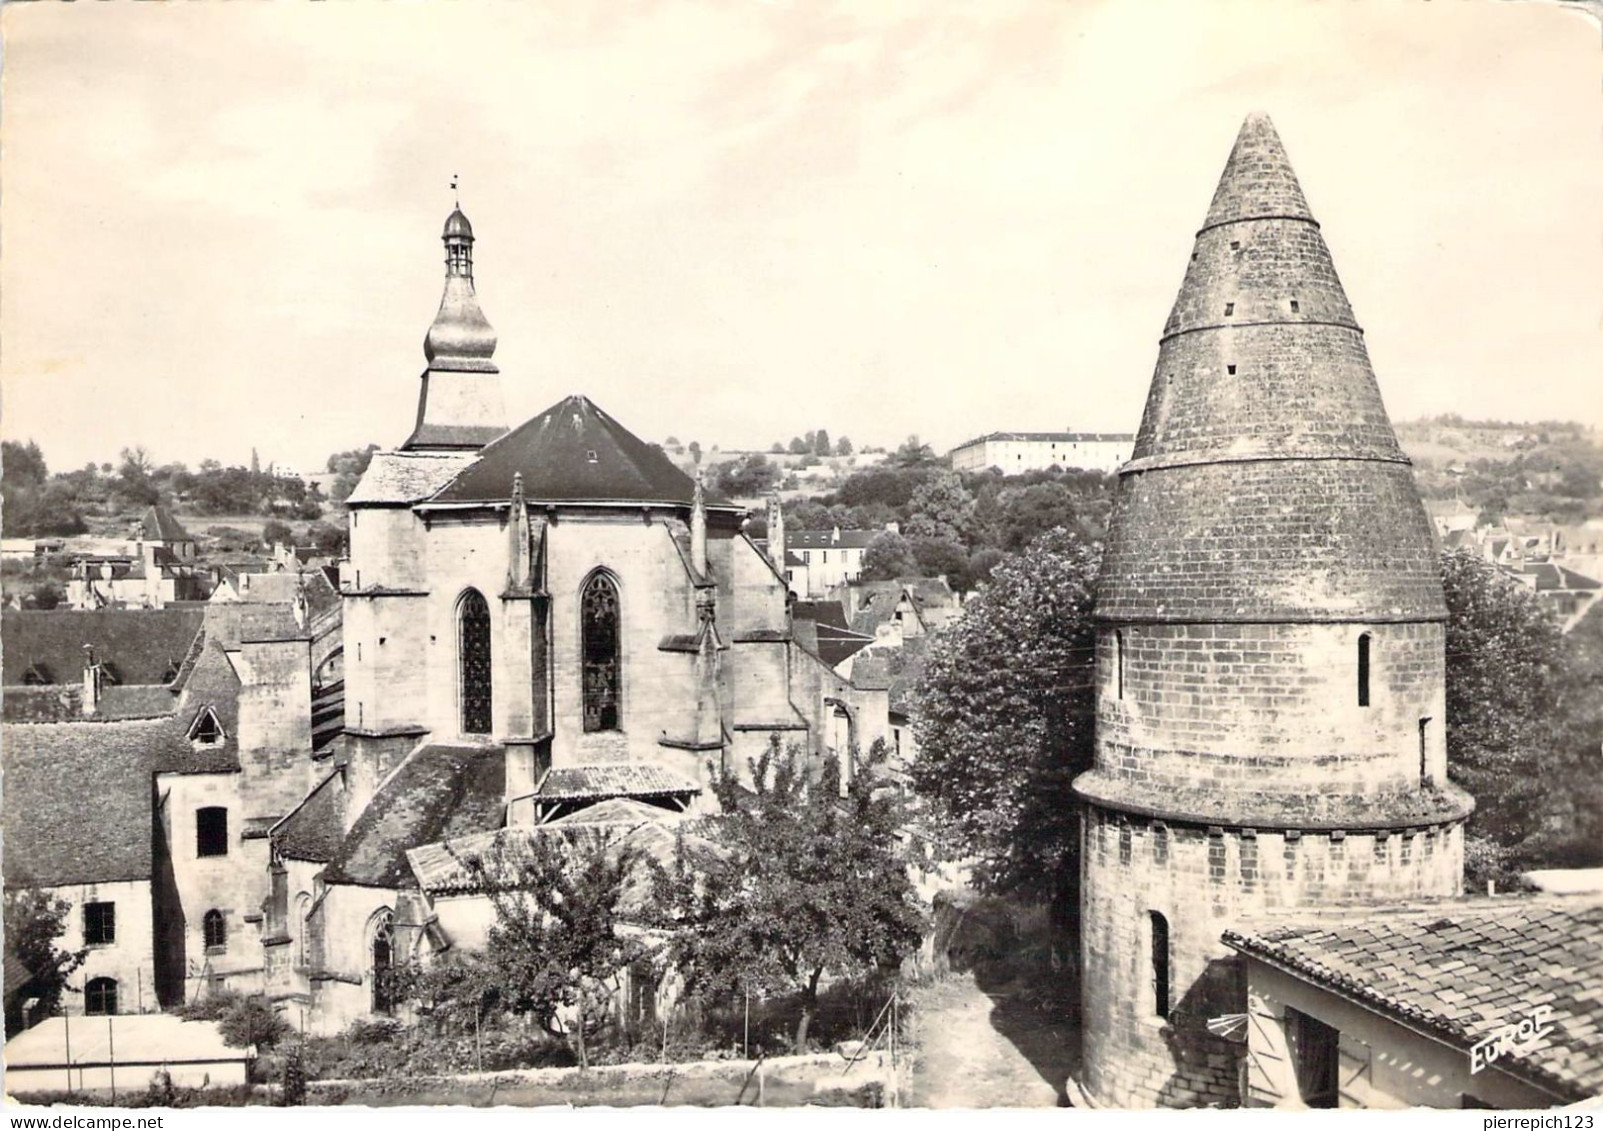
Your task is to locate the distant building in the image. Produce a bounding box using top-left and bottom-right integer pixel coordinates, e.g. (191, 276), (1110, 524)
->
(783, 524), (899, 597)
(949, 431), (1133, 475)
(1225, 896), (1603, 1108)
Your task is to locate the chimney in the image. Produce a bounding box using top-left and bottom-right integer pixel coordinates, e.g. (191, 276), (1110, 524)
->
(81, 644), (102, 716)
(691, 470), (708, 576)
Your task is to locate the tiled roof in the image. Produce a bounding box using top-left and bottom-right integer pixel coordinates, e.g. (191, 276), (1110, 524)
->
(346, 451), (476, 506)
(1506, 562), (1601, 593)
(2, 717), (192, 887)
(140, 505), (191, 543)
(164, 640), (244, 774)
(791, 600), (849, 631)
(534, 762), (700, 803)
(272, 769), (346, 863)
(3, 682), (180, 724)
(952, 431), (1134, 447)
(323, 744), (505, 888)
(2, 607), (205, 687)
(1224, 896), (1603, 1102)
(429, 395), (733, 509)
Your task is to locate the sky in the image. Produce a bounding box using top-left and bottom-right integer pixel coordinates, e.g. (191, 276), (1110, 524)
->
(2, 0), (1599, 474)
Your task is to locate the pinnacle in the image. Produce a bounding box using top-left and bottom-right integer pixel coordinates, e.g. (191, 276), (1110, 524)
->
(1201, 112), (1314, 231)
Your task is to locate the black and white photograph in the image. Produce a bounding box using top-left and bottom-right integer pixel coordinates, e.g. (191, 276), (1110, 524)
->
(1, 0), (1600, 1116)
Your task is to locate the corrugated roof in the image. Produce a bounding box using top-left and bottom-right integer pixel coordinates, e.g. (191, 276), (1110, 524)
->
(430, 395), (732, 508)
(1224, 896), (1603, 1102)
(534, 763), (700, 803)
(2, 607), (205, 688)
(323, 744), (505, 887)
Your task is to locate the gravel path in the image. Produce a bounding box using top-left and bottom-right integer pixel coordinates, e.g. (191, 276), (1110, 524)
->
(905, 973), (1071, 1108)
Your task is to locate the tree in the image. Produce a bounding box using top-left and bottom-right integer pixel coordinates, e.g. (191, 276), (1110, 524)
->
(892, 435), (938, 468)
(217, 995), (292, 1050)
(709, 453), (780, 498)
(788, 437), (809, 455)
(326, 444), (380, 504)
(905, 469), (975, 545)
(770, 442), (786, 454)
(465, 833), (655, 1067)
(656, 741), (924, 1050)
(813, 429), (832, 457)
(910, 528), (1099, 903)
(687, 441), (703, 466)
(116, 445), (161, 508)
(1441, 551), (1569, 861)
(860, 531), (916, 581)
(909, 535), (969, 585)
(305, 520), (346, 558)
(2, 440), (48, 487)
(835, 436), (853, 457)
(262, 519), (294, 548)
(4, 887), (86, 1035)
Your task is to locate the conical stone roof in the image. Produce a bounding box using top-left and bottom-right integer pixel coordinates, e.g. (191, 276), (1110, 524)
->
(1096, 113), (1445, 624)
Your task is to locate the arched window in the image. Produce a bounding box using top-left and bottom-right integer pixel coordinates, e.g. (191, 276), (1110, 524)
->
(1357, 633), (1372, 707)
(203, 909), (227, 951)
(458, 589), (493, 734)
(85, 977), (118, 1016)
(294, 893), (312, 968)
(196, 806), (229, 857)
(370, 910), (396, 1016)
(581, 573), (621, 732)
(1150, 911), (1171, 1018)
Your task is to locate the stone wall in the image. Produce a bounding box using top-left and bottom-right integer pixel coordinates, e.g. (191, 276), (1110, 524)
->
(48, 879), (157, 1015)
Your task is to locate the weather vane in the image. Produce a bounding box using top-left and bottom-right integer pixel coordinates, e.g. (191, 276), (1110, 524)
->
(451, 173), (459, 206)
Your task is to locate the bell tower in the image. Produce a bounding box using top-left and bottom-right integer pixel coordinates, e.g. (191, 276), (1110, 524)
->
(401, 203), (509, 451)
(1073, 114), (1474, 1108)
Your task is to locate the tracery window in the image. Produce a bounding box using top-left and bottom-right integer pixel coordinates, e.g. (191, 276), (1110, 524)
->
(203, 909), (227, 952)
(459, 589), (493, 735)
(370, 910), (395, 1016)
(581, 573), (621, 732)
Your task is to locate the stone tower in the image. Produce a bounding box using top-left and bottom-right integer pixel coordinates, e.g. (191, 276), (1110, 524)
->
(402, 206), (509, 451)
(1072, 113), (1474, 1108)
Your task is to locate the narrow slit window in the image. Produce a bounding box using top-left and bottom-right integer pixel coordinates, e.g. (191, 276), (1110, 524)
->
(1114, 630), (1125, 700)
(1419, 717), (1432, 781)
(1290, 299), (1301, 313)
(1227, 365), (1237, 376)
(1357, 633), (1372, 707)
(1229, 240), (1240, 251)
(1150, 911), (1171, 1018)
(1224, 302), (1235, 317)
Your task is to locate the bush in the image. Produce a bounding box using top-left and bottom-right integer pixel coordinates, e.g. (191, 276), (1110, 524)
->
(345, 1016), (404, 1045)
(177, 988), (245, 1022)
(217, 995), (292, 1050)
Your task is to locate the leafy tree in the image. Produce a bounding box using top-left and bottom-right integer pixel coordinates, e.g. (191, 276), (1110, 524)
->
(664, 436), (681, 447)
(655, 741), (924, 1050)
(687, 441), (703, 466)
(892, 435), (938, 468)
(769, 442), (786, 454)
(835, 436), (853, 457)
(262, 519), (295, 548)
(709, 453), (780, 498)
(2, 440), (48, 487)
(908, 535), (969, 586)
(326, 444), (380, 503)
(910, 528), (1099, 904)
(860, 531), (916, 581)
(116, 445), (162, 508)
(3, 887), (86, 1035)
(217, 995), (292, 1050)
(1442, 550), (1567, 853)
(465, 833), (655, 1067)
(835, 466), (919, 510)
(813, 429), (832, 457)
(905, 469), (974, 545)
(788, 437), (809, 455)
(305, 520), (347, 558)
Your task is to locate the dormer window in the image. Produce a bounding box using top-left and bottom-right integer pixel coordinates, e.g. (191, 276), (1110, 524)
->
(586, 450), (599, 463)
(189, 706), (225, 745)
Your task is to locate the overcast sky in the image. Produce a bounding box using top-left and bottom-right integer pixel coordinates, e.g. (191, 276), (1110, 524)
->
(2, 1), (1599, 474)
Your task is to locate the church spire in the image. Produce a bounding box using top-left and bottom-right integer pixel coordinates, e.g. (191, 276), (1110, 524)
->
(402, 200), (509, 452)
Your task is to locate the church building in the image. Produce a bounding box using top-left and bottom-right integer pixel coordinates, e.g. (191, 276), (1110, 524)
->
(270, 205), (858, 1030)
(1072, 114), (1476, 1107)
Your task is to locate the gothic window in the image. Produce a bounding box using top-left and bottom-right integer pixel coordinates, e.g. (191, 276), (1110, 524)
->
(1357, 633), (1372, 707)
(196, 807), (228, 857)
(458, 589), (493, 735)
(294, 893), (312, 968)
(1150, 911), (1170, 1018)
(370, 910), (396, 1016)
(582, 573), (621, 732)
(203, 909), (227, 951)
(85, 977), (118, 1016)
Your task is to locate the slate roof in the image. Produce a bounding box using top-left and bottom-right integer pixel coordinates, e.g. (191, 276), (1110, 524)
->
(140, 505), (191, 544)
(272, 769), (347, 863)
(2, 683), (179, 724)
(429, 395), (734, 509)
(1507, 562), (1601, 593)
(953, 431), (1134, 447)
(791, 600), (849, 631)
(2, 718), (191, 887)
(1224, 896), (1603, 1103)
(322, 744), (506, 887)
(346, 451), (476, 506)
(2, 607), (205, 687)
(164, 639), (244, 774)
(533, 763), (700, 803)
(788, 529), (880, 551)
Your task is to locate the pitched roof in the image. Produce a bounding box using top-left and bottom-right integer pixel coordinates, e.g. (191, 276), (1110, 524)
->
(346, 450), (477, 506)
(953, 431), (1134, 447)
(1, 683), (180, 724)
(322, 744), (505, 887)
(272, 769), (347, 863)
(1224, 896), (1603, 1103)
(140, 504), (191, 543)
(164, 639), (244, 774)
(1097, 112), (1443, 624)
(428, 395), (733, 509)
(2, 607), (205, 688)
(2, 718), (191, 887)
(1506, 562), (1601, 592)
(787, 529), (881, 550)
(791, 600), (850, 631)
(533, 762), (700, 803)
